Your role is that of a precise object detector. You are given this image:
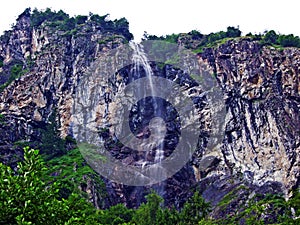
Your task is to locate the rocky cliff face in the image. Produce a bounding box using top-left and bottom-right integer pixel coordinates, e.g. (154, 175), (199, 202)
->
(0, 9), (130, 150)
(0, 9), (299, 219)
(201, 40), (300, 191)
(0, 9), (133, 208)
(198, 40), (300, 218)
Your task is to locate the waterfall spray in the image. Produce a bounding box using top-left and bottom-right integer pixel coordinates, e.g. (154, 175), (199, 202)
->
(129, 41), (166, 195)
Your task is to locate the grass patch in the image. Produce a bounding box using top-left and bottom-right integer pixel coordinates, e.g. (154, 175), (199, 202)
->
(165, 54), (180, 66)
(98, 35), (127, 45)
(218, 185), (247, 208)
(193, 37), (235, 54)
(45, 148), (93, 182)
(77, 143), (107, 162)
(44, 147), (107, 202)
(0, 63), (28, 92)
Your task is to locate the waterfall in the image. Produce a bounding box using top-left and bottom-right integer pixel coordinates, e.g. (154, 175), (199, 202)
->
(129, 41), (165, 193)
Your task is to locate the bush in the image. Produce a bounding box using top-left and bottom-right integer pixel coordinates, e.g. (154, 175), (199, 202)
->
(38, 110), (66, 159)
(98, 204), (134, 224)
(142, 32), (179, 43)
(0, 147), (97, 224)
(260, 30), (300, 48)
(31, 8), (69, 28)
(133, 192), (165, 225)
(263, 30), (278, 45)
(75, 15), (88, 25)
(0, 62), (27, 92)
(278, 34), (300, 47)
(288, 189), (300, 217)
(180, 191), (211, 225)
(226, 26), (242, 38)
(188, 30), (203, 40)
(30, 9), (134, 41)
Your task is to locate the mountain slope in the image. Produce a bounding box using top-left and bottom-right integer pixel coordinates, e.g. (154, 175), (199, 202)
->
(0, 8), (299, 222)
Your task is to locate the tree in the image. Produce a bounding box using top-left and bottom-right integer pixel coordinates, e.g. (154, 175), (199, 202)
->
(0, 147), (98, 224)
(189, 30), (203, 40)
(90, 13), (109, 23)
(132, 192), (165, 225)
(161, 206), (181, 225)
(180, 191), (211, 225)
(39, 110), (66, 159)
(226, 26), (241, 38)
(207, 31), (226, 43)
(31, 8), (68, 28)
(263, 30), (278, 45)
(98, 203), (134, 224)
(278, 34), (300, 47)
(17, 8), (31, 21)
(76, 15), (88, 25)
(114, 17), (134, 41)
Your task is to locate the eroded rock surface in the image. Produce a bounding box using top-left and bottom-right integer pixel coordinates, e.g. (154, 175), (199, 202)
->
(0, 11), (299, 219)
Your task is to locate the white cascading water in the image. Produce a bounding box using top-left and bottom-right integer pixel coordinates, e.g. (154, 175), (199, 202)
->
(129, 41), (155, 95)
(129, 41), (165, 180)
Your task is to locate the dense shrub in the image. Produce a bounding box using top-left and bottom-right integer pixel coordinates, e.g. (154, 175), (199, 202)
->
(0, 147), (98, 224)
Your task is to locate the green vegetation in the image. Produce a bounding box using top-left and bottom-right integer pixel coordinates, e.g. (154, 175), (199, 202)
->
(13, 110), (74, 160)
(143, 26), (242, 53)
(0, 55), (35, 93)
(217, 185), (247, 208)
(0, 113), (4, 124)
(1, 10), (300, 223)
(132, 192), (165, 225)
(131, 191), (205, 225)
(191, 26), (241, 53)
(0, 146), (212, 224)
(98, 35), (128, 45)
(180, 191), (211, 224)
(0, 62), (28, 92)
(261, 30), (300, 48)
(38, 110), (66, 159)
(1, 146), (299, 224)
(165, 54), (180, 65)
(0, 147), (98, 224)
(289, 188), (300, 217)
(27, 8), (133, 41)
(98, 204), (134, 225)
(205, 26), (241, 43)
(143, 32), (180, 43)
(144, 27), (300, 55)
(45, 147), (106, 201)
(77, 142), (107, 162)
(31, 8), (69, 28)
(214, 192), (300, 225)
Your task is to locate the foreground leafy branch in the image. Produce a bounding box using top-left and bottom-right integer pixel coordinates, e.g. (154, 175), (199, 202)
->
(0, 147), (97, 224)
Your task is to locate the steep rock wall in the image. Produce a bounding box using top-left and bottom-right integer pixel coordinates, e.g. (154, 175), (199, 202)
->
(199, 39), (300, 193)
(0, 12), (299, 214)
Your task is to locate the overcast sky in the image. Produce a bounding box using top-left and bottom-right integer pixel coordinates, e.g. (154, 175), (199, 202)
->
(0, 0), (299, 41)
